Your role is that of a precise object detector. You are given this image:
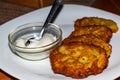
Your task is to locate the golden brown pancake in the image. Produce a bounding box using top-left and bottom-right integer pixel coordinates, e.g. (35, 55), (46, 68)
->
(63, 34), (112, 57)
(50, 43), (108, 79)
(74, 17), (118, 33)
(70, 25), (112, 42)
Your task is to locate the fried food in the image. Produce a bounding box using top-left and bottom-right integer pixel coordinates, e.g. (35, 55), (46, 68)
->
(49, 17), (118, 79)
(74, 17), (118, 33)
(50, 43), (108, 79)
(63, 34), (112, 57)
(70, 25), (112, 42)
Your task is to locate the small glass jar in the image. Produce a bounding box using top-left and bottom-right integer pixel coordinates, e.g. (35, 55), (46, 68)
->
(8, 22), (62, 61)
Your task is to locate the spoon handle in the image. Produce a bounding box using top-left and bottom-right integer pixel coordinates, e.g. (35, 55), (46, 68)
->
(38, 0), (62, 39)
(44, 0), (62, 25)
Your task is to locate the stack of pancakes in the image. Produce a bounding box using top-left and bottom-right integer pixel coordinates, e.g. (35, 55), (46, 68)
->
(49, 17), (118, 79)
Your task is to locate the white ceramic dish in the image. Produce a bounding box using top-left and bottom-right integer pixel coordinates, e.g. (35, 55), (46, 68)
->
(0, 4), (120, 80)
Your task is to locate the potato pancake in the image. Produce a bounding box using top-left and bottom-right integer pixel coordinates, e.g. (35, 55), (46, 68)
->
(50, 43), (108, 79)
(74, 17), (118, 33)
(70, 25), (112, 42)
(63, 34), (112, 57)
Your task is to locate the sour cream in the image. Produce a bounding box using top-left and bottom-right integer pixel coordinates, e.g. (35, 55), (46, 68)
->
(14, 33), (59, 60)
(15, 34), (55, 48)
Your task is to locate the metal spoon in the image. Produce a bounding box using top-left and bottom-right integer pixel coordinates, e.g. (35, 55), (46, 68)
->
(25, 0), (62, 46)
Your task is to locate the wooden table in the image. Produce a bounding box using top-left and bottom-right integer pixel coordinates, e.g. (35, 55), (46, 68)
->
(0, 0), (120, 79)
(92, 0), (120, 15)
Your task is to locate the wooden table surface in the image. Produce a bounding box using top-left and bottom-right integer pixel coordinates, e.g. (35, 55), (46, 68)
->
(92, 0), (120, 15)
(0, 0), (120, 80)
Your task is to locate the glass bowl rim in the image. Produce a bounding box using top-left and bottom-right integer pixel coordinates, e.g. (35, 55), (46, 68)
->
(8, 22), (62, 49)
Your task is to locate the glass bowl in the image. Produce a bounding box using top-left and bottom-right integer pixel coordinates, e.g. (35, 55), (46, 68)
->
(8, 22), (62, 61)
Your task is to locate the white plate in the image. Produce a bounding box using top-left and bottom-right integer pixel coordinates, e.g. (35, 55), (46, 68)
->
(0, 4), (120, 80)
